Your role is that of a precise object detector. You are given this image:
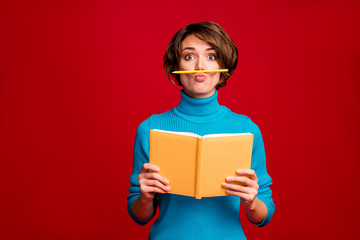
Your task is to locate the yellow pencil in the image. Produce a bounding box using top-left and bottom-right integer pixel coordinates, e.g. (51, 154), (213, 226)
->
(172, 69), (228, 74)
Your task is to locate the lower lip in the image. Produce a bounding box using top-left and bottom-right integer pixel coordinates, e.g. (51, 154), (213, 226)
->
(195, 76), (206, 82)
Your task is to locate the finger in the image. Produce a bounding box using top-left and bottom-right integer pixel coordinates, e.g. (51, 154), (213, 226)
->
(142, 179), (171, 192)
(236, 169), (258, 182)
(225, 189), (255, 201)
(226, 176), (258, 189)
(222, 183), (247, 192)
(142, 185), (169, 194)
(141, 163), (160, 173)
(144, 172), (170, 185)
(222, 183), (257, 195)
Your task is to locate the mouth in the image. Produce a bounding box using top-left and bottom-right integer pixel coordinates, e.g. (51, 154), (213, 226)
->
(194, 73), (206, 82)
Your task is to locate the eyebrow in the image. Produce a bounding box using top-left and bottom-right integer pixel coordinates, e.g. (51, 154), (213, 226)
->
(181, 47), (215, 52)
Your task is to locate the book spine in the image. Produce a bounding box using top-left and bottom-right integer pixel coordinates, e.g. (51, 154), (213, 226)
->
(195, 137), (205, 199)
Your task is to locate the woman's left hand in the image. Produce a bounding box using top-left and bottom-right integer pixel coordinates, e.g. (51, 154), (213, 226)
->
(222, 169), (259, 210)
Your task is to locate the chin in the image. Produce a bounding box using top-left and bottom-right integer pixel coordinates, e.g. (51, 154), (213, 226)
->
(185, 88), (215, 98)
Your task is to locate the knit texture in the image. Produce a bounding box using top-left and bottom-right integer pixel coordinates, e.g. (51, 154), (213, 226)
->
(127, 90), (275, 240)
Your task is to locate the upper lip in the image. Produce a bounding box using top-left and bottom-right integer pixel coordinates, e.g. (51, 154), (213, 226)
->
(194, 73), (206, 77)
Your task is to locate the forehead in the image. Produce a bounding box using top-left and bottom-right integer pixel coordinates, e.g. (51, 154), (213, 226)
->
(181, 34), (213, 51)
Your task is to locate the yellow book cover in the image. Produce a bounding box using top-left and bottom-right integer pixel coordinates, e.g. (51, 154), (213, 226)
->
(149, 129), (254, 199)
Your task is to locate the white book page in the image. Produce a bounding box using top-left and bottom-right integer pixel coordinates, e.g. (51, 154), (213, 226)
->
(203, 133), (252, 138)
(152, 129), (251, 139)
(151, 129), (201, 138)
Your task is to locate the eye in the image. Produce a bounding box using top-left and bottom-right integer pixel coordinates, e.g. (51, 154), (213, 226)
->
(184, 54), (195, 61)
(208, 54), (216, 60)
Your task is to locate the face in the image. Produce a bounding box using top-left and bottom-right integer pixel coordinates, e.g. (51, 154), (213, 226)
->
(178, 34), (221, 98)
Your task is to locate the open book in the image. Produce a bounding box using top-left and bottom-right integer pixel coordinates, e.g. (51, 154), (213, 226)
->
(149, 129), (254, 199)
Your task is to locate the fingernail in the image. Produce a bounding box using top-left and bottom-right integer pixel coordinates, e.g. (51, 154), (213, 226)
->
(165, 180), (169, 185)
(155, 167), (160, 172)
(166, 187), (171, 191)
(222, 183), (227, 187)
(237, 170), (242, 174)
(226, 177), (231, 181)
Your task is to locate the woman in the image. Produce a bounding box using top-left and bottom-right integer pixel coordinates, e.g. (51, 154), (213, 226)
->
(127, 22), (275, 239)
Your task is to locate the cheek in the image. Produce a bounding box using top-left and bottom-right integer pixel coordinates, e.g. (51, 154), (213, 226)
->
(211, 74), (221, 84)
(212, 61), (220, 68)
(179, 60), (191, 70)
(179, 74), (189, 85)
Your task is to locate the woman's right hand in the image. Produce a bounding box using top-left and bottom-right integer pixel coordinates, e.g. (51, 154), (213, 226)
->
(138, 163), (170, 202)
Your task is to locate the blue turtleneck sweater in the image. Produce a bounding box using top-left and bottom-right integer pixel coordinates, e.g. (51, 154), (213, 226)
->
(127, 90), (275, 240)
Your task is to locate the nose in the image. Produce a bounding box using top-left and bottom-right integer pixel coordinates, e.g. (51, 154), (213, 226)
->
(195, 57), (205, 70)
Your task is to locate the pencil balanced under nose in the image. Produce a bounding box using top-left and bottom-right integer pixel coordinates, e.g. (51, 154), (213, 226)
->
(172, 69), (228, 74)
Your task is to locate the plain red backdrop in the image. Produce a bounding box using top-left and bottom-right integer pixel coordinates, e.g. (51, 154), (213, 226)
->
(1, 0), (359, 239)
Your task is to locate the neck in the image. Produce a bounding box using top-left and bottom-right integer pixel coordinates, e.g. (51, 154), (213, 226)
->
(183, 89), (216, 99)
(176, 89), (221, 116)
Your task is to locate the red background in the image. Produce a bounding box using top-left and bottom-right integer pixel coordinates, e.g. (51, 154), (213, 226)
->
(1, 0), (359, 239)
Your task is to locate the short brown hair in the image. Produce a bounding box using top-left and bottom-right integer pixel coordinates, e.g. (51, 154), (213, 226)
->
(163, 21), (238, 89)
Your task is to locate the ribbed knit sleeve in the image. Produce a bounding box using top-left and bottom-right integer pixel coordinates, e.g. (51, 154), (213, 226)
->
(248, 119), (275, 227)
(127, 118), (158, 225)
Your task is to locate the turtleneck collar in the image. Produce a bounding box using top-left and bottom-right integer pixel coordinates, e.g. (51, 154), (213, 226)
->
(175, 90), (221, 116)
